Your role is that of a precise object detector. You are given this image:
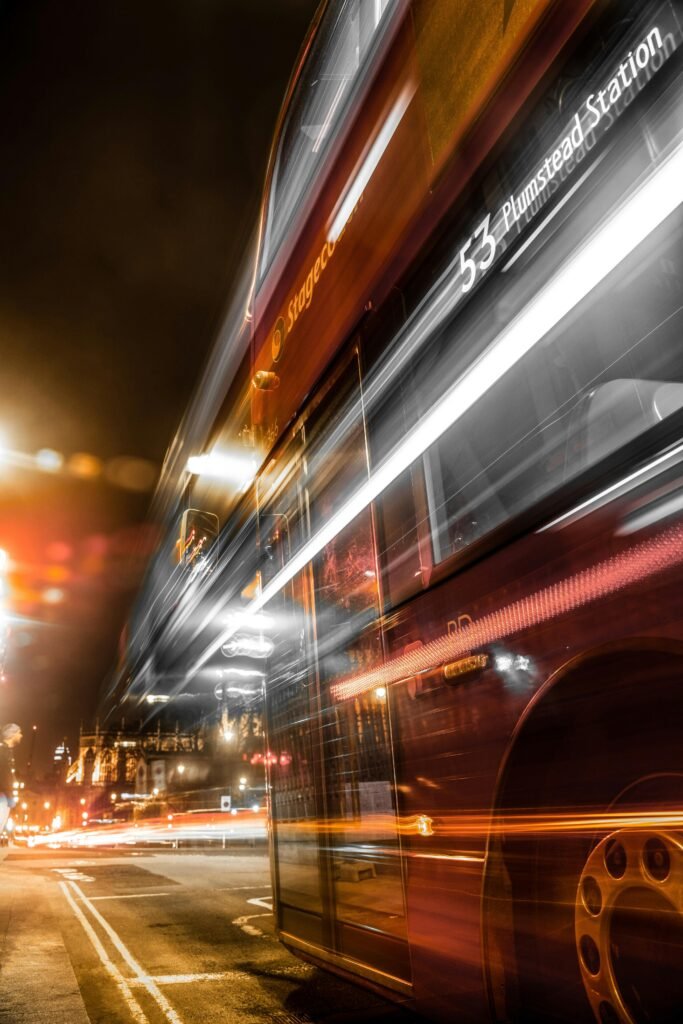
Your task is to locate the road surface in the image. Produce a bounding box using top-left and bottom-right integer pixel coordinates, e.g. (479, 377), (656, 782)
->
(0, 845), (423, 1024)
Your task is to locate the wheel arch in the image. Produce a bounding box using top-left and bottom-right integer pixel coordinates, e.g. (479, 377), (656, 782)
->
(491, 636), (683, 815)
(482, 636), (683, 1022)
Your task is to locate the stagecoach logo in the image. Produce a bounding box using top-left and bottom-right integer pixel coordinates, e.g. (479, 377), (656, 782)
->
(270, 195), (364, 363)
(271, 316), (285, 362)
(453, 21), (677, 300)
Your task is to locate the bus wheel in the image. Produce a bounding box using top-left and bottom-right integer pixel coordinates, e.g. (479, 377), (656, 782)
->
(492, 649), (683, 1024)
(574, 772), (683, 1024)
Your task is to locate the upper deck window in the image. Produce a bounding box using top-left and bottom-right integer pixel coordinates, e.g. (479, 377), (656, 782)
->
(260, 0), (395, 278)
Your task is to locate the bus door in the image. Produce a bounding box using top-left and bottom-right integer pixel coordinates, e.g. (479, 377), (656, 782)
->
(257, 426), (328, 947)
(303, 347), (411, 985)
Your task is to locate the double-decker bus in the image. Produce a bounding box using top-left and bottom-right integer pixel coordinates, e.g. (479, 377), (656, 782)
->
(122, 0), (683, 1020)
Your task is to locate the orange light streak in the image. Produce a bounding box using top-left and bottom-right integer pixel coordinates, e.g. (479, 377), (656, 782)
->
(239, 808), (683, 840)
(331, 522), (683, 701)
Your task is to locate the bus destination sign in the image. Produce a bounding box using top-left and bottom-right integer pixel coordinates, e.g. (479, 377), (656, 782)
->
(455, 18), (679, 299)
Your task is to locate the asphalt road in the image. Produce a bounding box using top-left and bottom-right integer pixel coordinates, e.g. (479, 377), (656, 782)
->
(2, 846), (423, 1024)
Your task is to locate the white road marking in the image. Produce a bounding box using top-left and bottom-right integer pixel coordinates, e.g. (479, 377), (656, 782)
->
(229, 892), (272, 933)
(130, 971), (249, 986)
(86, 892), (173, 901)
(246, 895), (273, 911)
(231, 892), (274, 936)
(68, 880), (184, 1024)
(217, 884), (272, 891)
(59, 881), (150, 1024)
(52, 868), (95, 882)
(232, 917), (269, 936)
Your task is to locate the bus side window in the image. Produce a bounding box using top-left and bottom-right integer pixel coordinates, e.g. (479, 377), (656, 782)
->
(306, 350), (378, 638)
(363, 288), (430, 604)
(178, 508), (219, 576)
(376, 468), (429, 605)
(260, 0), (399, 276)
(304, 349), (409, 965)
(418, 206), (683, 565)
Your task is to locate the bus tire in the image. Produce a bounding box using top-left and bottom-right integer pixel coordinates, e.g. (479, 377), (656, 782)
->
(486, 644), (683, 1024)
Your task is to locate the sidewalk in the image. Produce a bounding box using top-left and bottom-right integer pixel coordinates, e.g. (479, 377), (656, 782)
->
(0, 847), (90, 1023)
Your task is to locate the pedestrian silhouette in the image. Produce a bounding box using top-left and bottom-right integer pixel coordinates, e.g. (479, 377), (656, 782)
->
(0, 723), (23, 837)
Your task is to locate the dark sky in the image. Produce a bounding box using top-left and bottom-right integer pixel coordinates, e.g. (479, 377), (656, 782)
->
(0, 0), (318, 774)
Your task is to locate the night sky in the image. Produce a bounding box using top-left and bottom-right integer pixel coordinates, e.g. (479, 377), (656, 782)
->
(0, 0), (319, 774)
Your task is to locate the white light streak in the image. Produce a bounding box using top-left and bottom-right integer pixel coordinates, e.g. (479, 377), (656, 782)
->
(327, 82), (415, 243)
(253, 139), (683, 615)
(540, 439), (683, 531)
(220, 666), (265, 679)
(186, 451), (256, 487)
(501, 148), (610, 271)
(221, 635), (274, 659)
(312, 80), (347, 154)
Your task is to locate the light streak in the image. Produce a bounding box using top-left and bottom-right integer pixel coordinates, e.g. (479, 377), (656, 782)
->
(251, 140), (683, 620)
(221, 635), (274, 658)
(501, 148), (610, 271)
(44, 806), (683, 860)
(312, 80), (347, 154)
(277, 808), (683, 840)
(618, 486), (683, 536)
(540, 439), (683, 531)
(31, 808), (267, 849)
(330, 521), (683, 700)
(220, 667), (265, 679)
(186, 451), (256, 486)
(327, 82), (416, 243)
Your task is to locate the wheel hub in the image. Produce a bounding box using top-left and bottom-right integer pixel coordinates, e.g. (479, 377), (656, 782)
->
(575, 829), (683, 1023)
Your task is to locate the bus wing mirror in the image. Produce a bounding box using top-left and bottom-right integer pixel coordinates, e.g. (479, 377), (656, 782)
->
(179, 509), (219, 575)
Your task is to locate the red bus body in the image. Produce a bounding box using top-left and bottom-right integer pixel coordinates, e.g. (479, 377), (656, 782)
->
(126, 1), (683, 1021)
